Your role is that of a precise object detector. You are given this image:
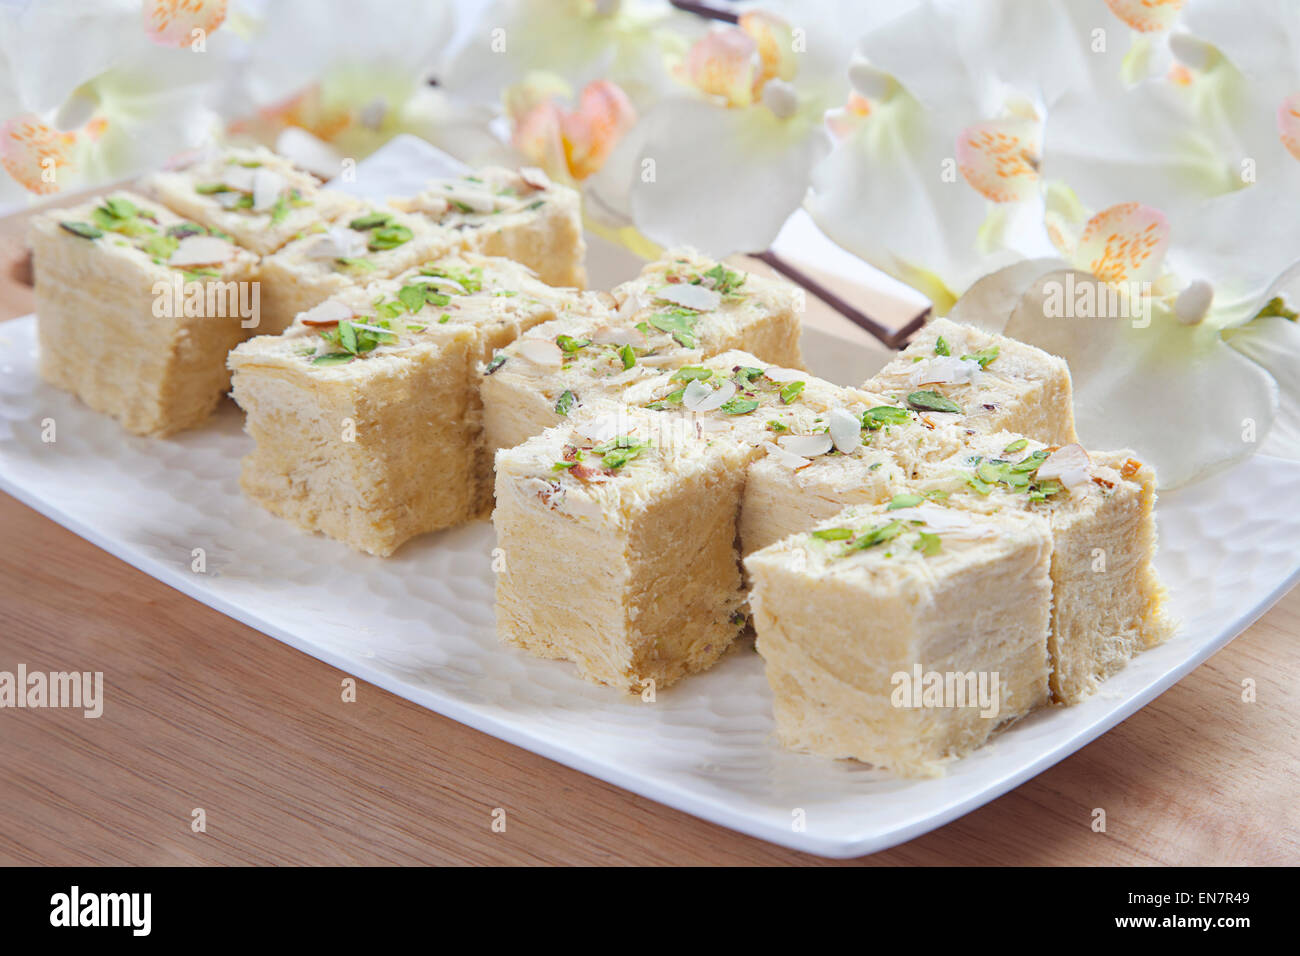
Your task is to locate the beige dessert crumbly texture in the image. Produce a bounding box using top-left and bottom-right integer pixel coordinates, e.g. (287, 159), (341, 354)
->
(228, 317), (478, 556)
(745, 502), (1054, 776)
(31, 190), (260, 436)
(909, 431), (1172, 703)
(141, 146), (360, 257)
(253, 206), (450, 334)
(865, 316), (1077, 446)
(493, 405), (756, 691)
(479, 249), (804, 459)
(390, 166), (586, 288)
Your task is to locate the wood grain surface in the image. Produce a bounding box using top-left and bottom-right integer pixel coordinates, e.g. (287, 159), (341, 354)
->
(0, 213), (1296, 866)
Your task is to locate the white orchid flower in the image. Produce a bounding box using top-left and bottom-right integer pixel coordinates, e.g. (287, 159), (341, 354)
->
(620, 0), (897, 256)
(0, 0), (232, 202)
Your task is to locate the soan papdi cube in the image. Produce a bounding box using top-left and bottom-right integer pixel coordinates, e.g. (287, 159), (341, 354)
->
(305, 251), (577, 514)
(908, 431), (1172, 703)
(142, 146), (360, 256)
(31, 190), (259, 436)
(745, 501), (1054, 776)
(254, 205), (449, 333)
(865, 317), (1077, 445)
(228, 314), (478, 556)
(619, 350), (971, 553)
(493, 405), (754, 691)
(390, 166), (586, 288)
(479, 253), (803, 455)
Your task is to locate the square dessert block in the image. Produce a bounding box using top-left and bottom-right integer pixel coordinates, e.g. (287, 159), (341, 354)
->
(908, 431), (1172, 703)
(31, 190), (260, 436)
(141, 146), (360, 256)
(228, 315), (478, 556)
(254, 205), (450, 334)
(864, 317), (1077, 445)
(620, 350), (970, 553)
(611, 248), (804, 370)
(745, 501), (1054, 776)
(493, 405), (755, 691)
(391, 166), (586, 288)
(479, 252), (804, 456)
(322, 252), (577, 515)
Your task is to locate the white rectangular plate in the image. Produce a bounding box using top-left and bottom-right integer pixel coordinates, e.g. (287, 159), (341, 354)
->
(2, 311), (1299, 857)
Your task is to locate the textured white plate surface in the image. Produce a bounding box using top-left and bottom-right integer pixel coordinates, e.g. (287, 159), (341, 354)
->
(2, 312), (1298, 857)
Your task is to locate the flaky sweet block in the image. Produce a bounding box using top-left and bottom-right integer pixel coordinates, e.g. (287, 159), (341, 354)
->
(478, 254), (803, 456)
(620, 350), (969, 553)
(228, 309), (478, 557)
(255, 206), (449, 334)
(746, 501), (1054, 776)
(493, 405), (754, 691)
(908, 431), (1171, 704)
(31, 190), (259, 436)
(865, 317), (1077, 446)
(390, 166), (586, 288)
(141, 146), (359, 256)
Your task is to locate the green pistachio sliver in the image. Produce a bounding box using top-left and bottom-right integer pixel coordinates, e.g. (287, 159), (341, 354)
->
(335, 257), (376, 272)
(143, 235), (180, 262)
(961, 346), (1000, 368)
(811, 527), (853, 541)
(349, 211), (392, 230)
(670, 366), (712, 382)
(484, 354), (507, 375)
(645, 386), (686, 411)
(934, 336), (950, 357)
(194, 182), (233, 194)
(398, 285), (428, 314)
(907, 390), (962, 414)
(438, 313), (450, 324)
(1003, 438), (1029, 455)
(60, 221), (103, 240)
(862, 405), (911, 429)
(368, 223), (413, 251)
(843, 520), (905, 553)
(914, 531), (942, 557)
(166, 222), (206, 240)
(733, 366), (764, 382)
(1011, 449), (1050, 473)
(886, 493), (924, 510)
(702, 263), (745, 295)
(338, 321), (359, 354)
(766, 419), (788, 432)
(720, 397), (759, 415)
(102, 196), (138, 220)
(524, 199), (546, 211)
(556, 334), (591, 353)
(647, 311), (698, 348)
(779, 380), (805, 404)
(555, 390), (576, 417)
(311, 352), (354, 367)
(618, 344), (636, 370)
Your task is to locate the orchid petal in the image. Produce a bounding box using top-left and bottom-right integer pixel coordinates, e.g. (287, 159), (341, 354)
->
(1222, 315), (1300, 461)
(681, 28), (758, 108)
(630, 97), (828, 256)
(0, 114), (73, 195)
(738, 10), (798, 86)
(144, 0), (228, 47)
(1279, 93), (1300, 162)
(993, 268), (1277, 487)
(1074, 201), (1170, 283)
(1104, 0), (1185, 34)
(559, 80), (637, 179)
(956, 117), (1041, 203)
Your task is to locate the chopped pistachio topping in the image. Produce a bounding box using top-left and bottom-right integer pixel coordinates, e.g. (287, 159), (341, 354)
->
(593, 435), (650, 470)
(811, 527), (853, 541)
(618, 343), (636, 370)
(646, 310), (699, 348)
(349, 211), (393, 230)
(555, 389), (576, 416)
(862, 405), (911, 429)
(886, 493), (924, 510)
(367, 223), (413, 251)
(701, 263), (745, 295)
(556, 334), (591, 353)
(914, 531), (942, 556)
(1002, 438), (1029, 454)
(961, 346), (1000, 368)
(907, 390), (962, 414)
(720, 397), (759, 415)
(934, 336), (950, 357)
(60, 221), (103, 240)
(484, 354), (507, 375)
(778, 380), (805, 404)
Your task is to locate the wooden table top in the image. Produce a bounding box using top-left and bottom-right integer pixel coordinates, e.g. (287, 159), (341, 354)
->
(1, 213), (1296, 866)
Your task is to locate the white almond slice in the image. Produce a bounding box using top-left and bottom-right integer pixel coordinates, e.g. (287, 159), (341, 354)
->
(907, 356), (982, 387)
(1036, 442), (1092, 489)
(215, 190), (246, 209)
(764, 442), (811, 470)
(908, 503), (997, 540)
(518, 166), (552, 190)
(349, 322), (396, 337)
(560, 488), (604, 520)
(298, 299), (353, 326)
(590, 324), (647, 348)
(442, 185), (498, 213)
(222, 166), (257, 192)
(639, 352), (687, 368)
(656, 283), (721, 312)
(251, 168), (287, 211)
(616, 291), (650, 320)
(778, 433), (834, 457)
(168, 235), (235, 267)
(304, 226), (368, 261)
(683, 378), (736, 412)
(516, 338), (564, 369)
(762, 365), (805, 383)
(827, 407), (863, 455)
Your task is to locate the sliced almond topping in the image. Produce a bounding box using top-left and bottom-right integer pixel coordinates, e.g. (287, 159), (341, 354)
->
(298, 299), (353, 327)
(827, 408), (862, 455)
(683, 378), (736, 412)
(168, 235), (235, 267)
(1036, 442), (1092, 489)
(518, 166), (552, 190)
(252, 168), (287, 211)
(762, 365), (805, 383)
(656, 283), (721, 312)
(516, 338), (564, 369)
(778, 433), (834, 458)
(907, 355), (982, 387)
(764, 442), (812, 470)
